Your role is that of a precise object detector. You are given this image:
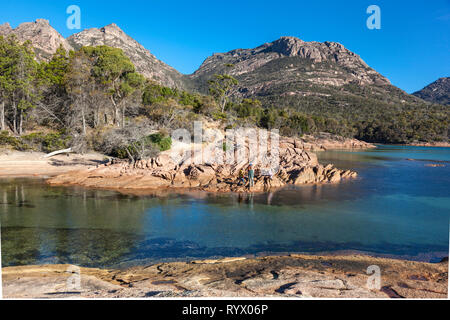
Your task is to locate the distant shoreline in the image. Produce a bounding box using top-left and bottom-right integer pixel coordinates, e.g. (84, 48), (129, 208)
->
(397, 142), (450, 147)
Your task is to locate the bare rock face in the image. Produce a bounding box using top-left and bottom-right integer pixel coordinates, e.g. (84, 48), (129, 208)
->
(190, 35), (391, 92)
(0, 19), (73, 61)
(3, 255), (447, 298)
(413, 77), (450, 105)
(0, 22), (12, 35)
(67, 23), (188, 89)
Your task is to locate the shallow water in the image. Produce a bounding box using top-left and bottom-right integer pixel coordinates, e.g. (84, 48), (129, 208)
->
(1, 145), (449, 267)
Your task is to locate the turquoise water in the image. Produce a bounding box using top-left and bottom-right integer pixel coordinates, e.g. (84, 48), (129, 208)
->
(1, 145), (449, 267)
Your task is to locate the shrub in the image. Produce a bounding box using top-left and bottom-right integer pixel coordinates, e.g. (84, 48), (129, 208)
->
(148, 132), (172, 151)
(21, 132), (69, 153)
(100, 126), (172, 161)
(0, 131), (27, 150)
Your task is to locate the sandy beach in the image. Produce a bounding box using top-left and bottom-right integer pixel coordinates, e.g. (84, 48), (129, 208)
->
(0, 150), (108, 178)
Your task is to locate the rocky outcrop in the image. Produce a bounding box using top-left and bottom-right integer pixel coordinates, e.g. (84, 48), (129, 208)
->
(0, 22), (12, 35)
(0, 19), (72, 61)
(413, 77), (450, 105)
(47, 137), (358, 193)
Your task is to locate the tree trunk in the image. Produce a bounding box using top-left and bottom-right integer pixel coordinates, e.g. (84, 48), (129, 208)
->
(12, 98), (17, 134)
(121, 103), (126, 128)
(125, 147), (135, 166)
(221, 97), (226, 113)
(111, 96), (119, 126)
(0, 100), (5, 131)
(81, 107), (87, 135)
(19, 109), (23, 135)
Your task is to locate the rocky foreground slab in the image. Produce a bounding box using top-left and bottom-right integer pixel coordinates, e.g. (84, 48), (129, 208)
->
(3, 254), (447, 299)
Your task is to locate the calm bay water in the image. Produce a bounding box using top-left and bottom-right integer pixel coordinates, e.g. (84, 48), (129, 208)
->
(1, 145), (449, 267)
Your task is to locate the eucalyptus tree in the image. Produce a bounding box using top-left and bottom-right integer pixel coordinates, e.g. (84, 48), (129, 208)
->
(208, 73), (238, 113)
(36, 45), (70, 128)
(0, 36), (11, 131)
(65, 49), (92, 135)
(81, 46), (144, 127)
(0, 35), (38, 135)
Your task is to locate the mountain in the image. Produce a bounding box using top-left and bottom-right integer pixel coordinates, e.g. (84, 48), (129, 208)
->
(413, 77), (450, 105)
(67, 24), (187, 89)
(0, 19), (72, 60)
(189, 36), (422, 107)
(0, 19), (188, 89)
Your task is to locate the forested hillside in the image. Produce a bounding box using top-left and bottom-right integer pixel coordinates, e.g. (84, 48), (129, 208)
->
(0, 35), (205, 160)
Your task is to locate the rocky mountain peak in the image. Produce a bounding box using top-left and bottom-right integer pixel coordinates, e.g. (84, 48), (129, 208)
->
(67, 23), (187, 88)
(265, 36), (306, 56)
(34, 19), (51, 25)
(0, 22), (12, 35)
(100, 23), (127, 37)
(192, 35), (390, 91)
(0, 19), (189, 88)
(0, 19), (72, 60)
(413, 77), (450, 105)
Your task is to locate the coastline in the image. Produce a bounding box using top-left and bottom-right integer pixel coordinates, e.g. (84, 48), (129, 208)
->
(405, 142), (450, 148)
(2, 253), (448, 299)
(378, 141), (450, 148)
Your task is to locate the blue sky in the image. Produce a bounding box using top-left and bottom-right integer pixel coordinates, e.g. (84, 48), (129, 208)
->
(1, 0), (449, 93)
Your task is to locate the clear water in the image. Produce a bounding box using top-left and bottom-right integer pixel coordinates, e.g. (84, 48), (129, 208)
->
(1, 145), (449, 268)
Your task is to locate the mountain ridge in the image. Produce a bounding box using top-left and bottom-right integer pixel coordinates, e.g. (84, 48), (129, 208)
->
(0, 19), (188, 89)
(0, 19), (442, 108)
(413, 77), (450, 105)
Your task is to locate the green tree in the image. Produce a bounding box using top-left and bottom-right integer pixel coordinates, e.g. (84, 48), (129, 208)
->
(208, 73), (239, 113)
(36, 45), (70, 127)
(65, 50), (93, 135)
(81, 46), (143, 127)
(0, 35), (38, 134)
